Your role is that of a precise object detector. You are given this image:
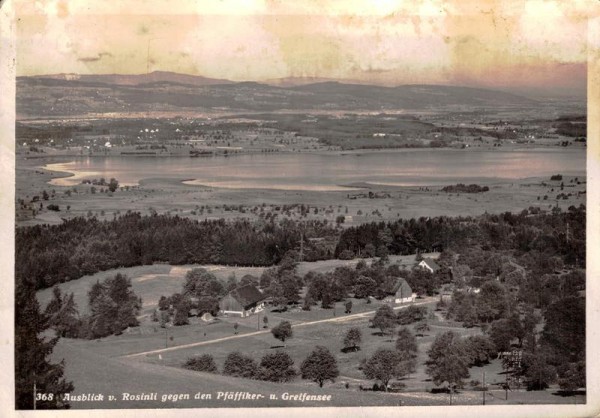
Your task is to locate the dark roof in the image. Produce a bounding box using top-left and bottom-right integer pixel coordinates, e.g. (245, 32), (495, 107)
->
(229, 284), (266, 308)
(385, 277), (412, 295)
(421, 258), (440, 271)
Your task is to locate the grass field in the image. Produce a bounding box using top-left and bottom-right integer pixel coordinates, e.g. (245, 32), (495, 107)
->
(50, 298), (586, 408)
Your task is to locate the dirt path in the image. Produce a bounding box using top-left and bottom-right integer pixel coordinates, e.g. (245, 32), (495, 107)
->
(121, 297), (436, 359)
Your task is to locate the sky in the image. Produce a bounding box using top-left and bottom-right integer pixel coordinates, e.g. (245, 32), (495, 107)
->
(14, 0), (598, 96)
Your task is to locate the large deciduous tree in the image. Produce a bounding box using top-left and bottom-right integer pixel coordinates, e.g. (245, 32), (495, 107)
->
(183, 268), (225, 299)
(271, 321), (293, 344)
(488, 318), (514, 353)
(362, 348), (402, 391)
(343, 327), (362, 352)
(425, 331), (470, 396)
(395, 327), (418, 360)
(476, 280), (509, 322)
(395, 327), (418, 375)
(354, 275), (377, 299)
(258, 351), (297, 382)
(372, 305), (396, 336)
(463, 335), (496, 366)
(300, 346), (339, 387)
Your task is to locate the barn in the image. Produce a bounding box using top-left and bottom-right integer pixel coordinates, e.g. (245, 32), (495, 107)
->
(219, 284), (266, 317)
(383, 277), (416, 304)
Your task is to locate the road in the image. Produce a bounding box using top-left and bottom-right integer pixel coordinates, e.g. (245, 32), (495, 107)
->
(121, 297), (436, 359)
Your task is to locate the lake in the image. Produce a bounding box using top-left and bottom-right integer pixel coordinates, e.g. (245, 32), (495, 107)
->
(44, 148), (586, 190)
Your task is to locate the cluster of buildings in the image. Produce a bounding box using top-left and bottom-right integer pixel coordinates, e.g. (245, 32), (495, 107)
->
(218, 257), (441, 317)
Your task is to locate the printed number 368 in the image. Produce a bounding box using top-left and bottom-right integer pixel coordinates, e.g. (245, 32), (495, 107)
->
(36, 393), (54, 401)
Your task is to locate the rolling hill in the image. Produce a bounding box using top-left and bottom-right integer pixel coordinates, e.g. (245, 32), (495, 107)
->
(17, 71), (538, 118)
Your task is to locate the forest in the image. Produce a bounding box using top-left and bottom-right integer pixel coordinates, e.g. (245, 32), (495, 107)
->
(16, 205), (585, 292)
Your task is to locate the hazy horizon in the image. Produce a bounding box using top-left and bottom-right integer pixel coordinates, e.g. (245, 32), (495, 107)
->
(15, 1), (593, 99)
(17, 68), (588, 101)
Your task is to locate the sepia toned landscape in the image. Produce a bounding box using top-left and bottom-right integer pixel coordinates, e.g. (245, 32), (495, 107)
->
(12, 1), (591, 413)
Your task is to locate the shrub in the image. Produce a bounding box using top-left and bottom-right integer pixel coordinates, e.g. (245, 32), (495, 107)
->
(223, 352), (258, 379)
(183, 354), (218, 373)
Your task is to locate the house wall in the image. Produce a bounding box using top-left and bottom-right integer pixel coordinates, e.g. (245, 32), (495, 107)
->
(220, 300), (266, 317)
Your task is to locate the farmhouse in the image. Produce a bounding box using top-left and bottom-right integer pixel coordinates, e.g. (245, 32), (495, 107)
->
(383, 277), (416, 304)
(418, 258), (440, 273)
(219, 284), (266, 317)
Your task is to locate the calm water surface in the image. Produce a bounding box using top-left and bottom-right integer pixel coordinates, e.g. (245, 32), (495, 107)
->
(45, 149), (586, 190)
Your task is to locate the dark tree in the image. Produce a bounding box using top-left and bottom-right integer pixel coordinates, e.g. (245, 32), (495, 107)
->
(407, 268), (437, 296)
(345, 300), (353, 314)
(321, 292), (332, 309)
(183, 268), (225, 299)
(395, 327), (418, 375)
(280, 273), (301, 304)
(354, 275), (377, 299)
(300, 346), (340, 387)
(184, 354), (218, 373)
(159, 311), (170, 328)
(396, 305), (428, 325)
(372, 305), (396, 335)
(463, 335), (496, 367)
(488, 318), (514, 353)
(362, 348), (401, 391)
(343, 327), (362, 352)
(263, 315), (269, 328)
(271, 321), (293, 344)
(426, 331), (470, 395)
(476, 281), (509, 322)
(46, 291), (81, 338)
(172, 297), (192, 326)
(223, 352), (258, 379)
(108, 178), (119, 192)
(522, 353), (557, 390)
(258, 351), (297, 382)
(541, 296), (585, 364)
(507, 312), (525, 346)
(158, 296), (170, 311)
(88, 274), (141, 338)
(395, 327), (418, 360)
(15, 279), (73, 409)
(558, 361), (585, 393)
(44, 286), (63, 317)
(197, 296), (220, 316)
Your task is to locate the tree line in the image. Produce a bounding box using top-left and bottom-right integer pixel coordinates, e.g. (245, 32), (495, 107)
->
(16, 213), (336, 291)
(335, 205), (585, 266)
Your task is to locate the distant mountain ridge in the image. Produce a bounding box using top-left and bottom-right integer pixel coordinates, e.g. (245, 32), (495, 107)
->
(17, 71), (539, 118)
(33, 71), (233, 87)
